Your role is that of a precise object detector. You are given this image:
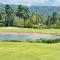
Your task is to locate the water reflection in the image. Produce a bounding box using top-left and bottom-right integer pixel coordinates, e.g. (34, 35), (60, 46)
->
(0, 34), (60, 40)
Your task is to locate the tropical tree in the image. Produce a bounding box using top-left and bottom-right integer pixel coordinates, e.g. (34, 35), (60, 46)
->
(31, 13), (44, 28)
(31, 13), (43, 24)
(0, 11), (4, 26)
(4, 5), (14, 26)
(16, 5), (29, 27)
(46, 15), (52, 28)
(51, 12), (57, 25)
(54, 13), (60, 28)
(0, 12), (2, 21)
(46, 12), (58, 28)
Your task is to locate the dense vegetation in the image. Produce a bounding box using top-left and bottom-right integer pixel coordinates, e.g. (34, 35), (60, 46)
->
(0, 5), (60, 29)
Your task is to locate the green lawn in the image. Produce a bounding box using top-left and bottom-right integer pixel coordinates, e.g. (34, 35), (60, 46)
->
(0, 27), (60, 35)
(0, 42), (60, 60)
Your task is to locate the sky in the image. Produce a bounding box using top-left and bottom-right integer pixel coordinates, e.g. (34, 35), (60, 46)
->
(0, 0), (60, 6)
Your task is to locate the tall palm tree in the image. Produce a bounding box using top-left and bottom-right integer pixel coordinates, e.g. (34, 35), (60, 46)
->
(16, 5), (29, 27)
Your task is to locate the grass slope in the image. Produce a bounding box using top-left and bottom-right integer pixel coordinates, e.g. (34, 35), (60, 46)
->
(0, 42), (60, 60)
(0, 27), (60, 35)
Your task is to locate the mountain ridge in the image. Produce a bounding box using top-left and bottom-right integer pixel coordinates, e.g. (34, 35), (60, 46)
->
(0, 3), (60, 17)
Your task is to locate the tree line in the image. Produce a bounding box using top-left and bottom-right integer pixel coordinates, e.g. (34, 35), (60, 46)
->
(0, 5), (60, 29)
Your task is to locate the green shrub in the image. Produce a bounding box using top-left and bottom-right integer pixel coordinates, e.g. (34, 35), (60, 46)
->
(0, 23), (4, 27)
(27, 38), (60, 43)
(34, 38), (60, 43)
(2, 38), (60, 43)
(32, 25), (39, 29)
(2, 40), (22, 42)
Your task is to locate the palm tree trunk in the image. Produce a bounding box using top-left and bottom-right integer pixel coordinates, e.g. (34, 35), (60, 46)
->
(24, 19), (26, 28)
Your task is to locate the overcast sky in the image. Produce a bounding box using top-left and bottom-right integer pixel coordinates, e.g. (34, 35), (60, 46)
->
(0, 0), (60, 6)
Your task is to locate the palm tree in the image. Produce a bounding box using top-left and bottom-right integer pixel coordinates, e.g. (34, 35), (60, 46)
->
(0, 12), (2, 21)
(5, 5), (14, 26)
(16, 5), (29, 27)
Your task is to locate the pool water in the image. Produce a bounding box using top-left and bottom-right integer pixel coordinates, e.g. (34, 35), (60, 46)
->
(0, 34), (60, 41)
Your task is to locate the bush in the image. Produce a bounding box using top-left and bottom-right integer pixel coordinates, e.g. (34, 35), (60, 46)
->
(2, 40), (22, 42)
(32, 25), (39, 29)
(13, 18), (24, 27)
(25, 19), (32, 28)
(33, 38), (60, 43)
(26, 38), (60, 43)
(0, 23), (4, 27)
(2, 38), (60, 43)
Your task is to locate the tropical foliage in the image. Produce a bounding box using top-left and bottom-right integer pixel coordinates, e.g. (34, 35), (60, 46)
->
(0, 5), (60, 29)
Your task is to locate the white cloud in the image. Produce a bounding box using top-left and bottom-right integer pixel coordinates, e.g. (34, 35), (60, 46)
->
(52, 0), (60, 6)
(22, 0), (31, 6)
(31, 0), (60, 6)
(31, 0), (48, 3)
(0, 0), (60, 6)
(30, 0), (49, 6)
(0, 0), (31, 6)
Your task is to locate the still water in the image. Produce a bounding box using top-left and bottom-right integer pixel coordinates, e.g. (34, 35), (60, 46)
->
(0, 34), (60, 41)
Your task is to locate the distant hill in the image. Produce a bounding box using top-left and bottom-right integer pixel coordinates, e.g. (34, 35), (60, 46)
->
(0, 3), (4, 10)
(0, 3), (17, 10)
(29, 6), (60, 17)
(0, 3), (60, 17)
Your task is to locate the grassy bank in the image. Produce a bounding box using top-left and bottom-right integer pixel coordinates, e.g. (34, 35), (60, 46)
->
(2, 38), (60, 43)
(0, 27), (60, 35)
(0, 42), (60, 60)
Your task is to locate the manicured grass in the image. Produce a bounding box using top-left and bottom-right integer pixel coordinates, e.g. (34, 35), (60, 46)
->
(0, 27), (60, 35)
(0, 42), (60, 60)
